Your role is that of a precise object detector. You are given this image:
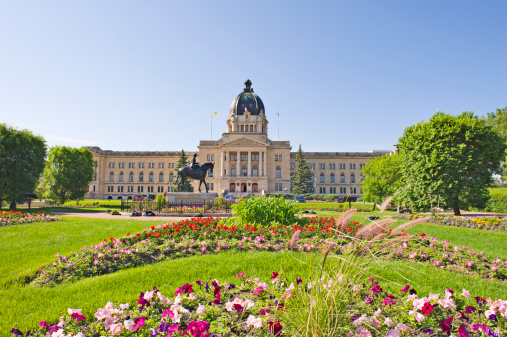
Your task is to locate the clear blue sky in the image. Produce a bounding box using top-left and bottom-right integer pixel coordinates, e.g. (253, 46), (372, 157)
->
(1, 1), (506, 153)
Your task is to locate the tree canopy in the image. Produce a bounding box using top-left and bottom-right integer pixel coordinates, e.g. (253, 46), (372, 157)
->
(0, 124), (47, 209)
(42, 146), (95, 204)
(361, 153), (403, 205)
(290, 145), (314, 194)
(174, 150), (193, 192)
(486, 107), (507, 180)
(398, 111), (506, 215)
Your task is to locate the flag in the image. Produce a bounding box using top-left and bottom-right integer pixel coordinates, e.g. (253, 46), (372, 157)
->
(212, 112), (218, 115)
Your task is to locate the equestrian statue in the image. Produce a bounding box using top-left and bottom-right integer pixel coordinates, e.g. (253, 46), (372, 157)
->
(175, 153), (215, 193)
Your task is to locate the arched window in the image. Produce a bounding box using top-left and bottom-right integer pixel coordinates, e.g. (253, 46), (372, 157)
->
(129, 172), (134, 182)
(159, 172), (164, 182)
(117, 196), (123, 200)
(252, 167), (258, 177)
(242, 166), (247, 177)
(276, 166), (281, 178)
(149, 172), (154, 182)
(330, 173), (335, 183)
(119, 172), (124, 182)
(109, 172), (114, 182)
(107, 196), (113, 200)
(350, 173), (355, 183)
(139, 172), (144, 182)
(229, 183), (236, 192)
(252, 183), (258, 192)
(231, 166), (236, 177)
(127, 196), (132, 200)
(340, 173), (345, 183)
(320, 173), (325, 183)
(169, 172), (174, 182)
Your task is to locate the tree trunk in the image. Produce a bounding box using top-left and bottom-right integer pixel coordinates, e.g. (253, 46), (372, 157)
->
(9, 201), (16, 210)
(453, 207), (461, 216)
(372, 203), (376, 211)
(0, 197), (2, 210)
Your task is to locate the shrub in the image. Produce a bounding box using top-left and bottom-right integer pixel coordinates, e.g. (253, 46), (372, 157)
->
(231, 196), (301, 227)
(484, 187), (507, 213)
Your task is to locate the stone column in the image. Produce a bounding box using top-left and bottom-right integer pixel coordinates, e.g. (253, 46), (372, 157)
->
(221, 151), (225, 177)
(263, 151), (266, 176)
(247, 151), (252, 177)
(236, 151), (240, 177)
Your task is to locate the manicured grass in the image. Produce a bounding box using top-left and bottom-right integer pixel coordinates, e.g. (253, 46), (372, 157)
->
(404, 222), (507, 259)
(0, 217), (165, 287)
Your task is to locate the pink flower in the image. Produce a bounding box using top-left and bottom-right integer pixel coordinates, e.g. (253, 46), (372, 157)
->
(461, 289), (471, 300)
(246, 315), (262, 329)
(94, 259), (99, 265)
(434, 260), (440, 266)
(109, 322), (123, 335)
(41, 268), (45, 275)
(408, 252), (417, 259)
(466, 261), (473, 267)
(216, 246), (220, 251)
(386, 329), (400, 337)
(409, 310), (425, 322)
(491, 265), (499, 271)
(237, 271), (245, 278)
(201, 246), (207, 252)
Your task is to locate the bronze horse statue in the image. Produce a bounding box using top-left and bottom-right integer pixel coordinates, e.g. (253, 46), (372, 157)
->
(175, 162), (214, 193)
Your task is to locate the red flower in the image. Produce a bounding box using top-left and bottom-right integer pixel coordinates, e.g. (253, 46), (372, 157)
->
(268, 321), (283, 336)
(421, 302), (434, 315)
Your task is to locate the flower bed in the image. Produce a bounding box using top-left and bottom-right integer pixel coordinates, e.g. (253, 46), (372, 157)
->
(13, 272), (507, 336)
(31, 217), (363, 287)
(374, 234), (507, 282)
(432, 215), (507, 232)
(0, 210), (59, 227)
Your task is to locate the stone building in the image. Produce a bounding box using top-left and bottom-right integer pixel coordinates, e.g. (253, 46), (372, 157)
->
(86, 80), (388, 200)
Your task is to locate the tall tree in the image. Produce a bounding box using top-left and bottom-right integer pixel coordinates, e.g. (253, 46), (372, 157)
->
(290, 145), (314, 194)
(0, 124), (47, 209)
(43, 146), (96, 204)
(398, 112), (506, 215)
(361, 153), (403, 205)
(486, 107), (507, 180)
(174, 149), (193, 192)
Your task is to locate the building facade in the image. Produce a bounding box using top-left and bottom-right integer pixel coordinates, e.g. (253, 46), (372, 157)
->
(86, 80), (387, 200)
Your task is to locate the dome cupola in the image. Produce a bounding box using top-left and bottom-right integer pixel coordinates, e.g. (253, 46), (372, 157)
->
(230, 79), (265, 116)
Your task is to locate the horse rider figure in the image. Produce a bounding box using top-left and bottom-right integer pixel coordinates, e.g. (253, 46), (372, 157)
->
(190, 153), (200, 170)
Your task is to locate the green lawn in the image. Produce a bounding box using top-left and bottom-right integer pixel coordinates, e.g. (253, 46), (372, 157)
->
(2, 215), (507, 335)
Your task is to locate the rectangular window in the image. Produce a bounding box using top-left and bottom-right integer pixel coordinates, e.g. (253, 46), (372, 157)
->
(275, 183), (278, 191)
(275, 155), (278, 161)
(211, 154), (215, 161)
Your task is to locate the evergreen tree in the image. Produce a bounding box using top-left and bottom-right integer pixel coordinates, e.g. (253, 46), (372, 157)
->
(174, 149), (193, 192)
(290, 145), (314, 194)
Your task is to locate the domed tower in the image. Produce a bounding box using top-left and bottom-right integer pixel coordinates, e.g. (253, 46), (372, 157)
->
(226, 80), (268, 135)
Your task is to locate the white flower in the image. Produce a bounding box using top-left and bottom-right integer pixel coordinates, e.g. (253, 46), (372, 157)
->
(353, 314), (367, 326)
(109, 322), (123, 335)
(428, 293), (440, 301)
(196, 304), (206, 314)
(246, 314), (263, 329)
(373, 308), (381, 317)
(243, 299), (255, 309)
(67, 308), (83, 315)
(105, 301), (115, 310)
(409, 310), (425, 322)
(396, 323), (410, 332)
(124, 319), (134, 331)
(143, 291), (154, 301)
(461, 289), (471, 300)
(188, 294), (197, 301)
(119, 303), (129, 310)
(384, 317), (394, 327)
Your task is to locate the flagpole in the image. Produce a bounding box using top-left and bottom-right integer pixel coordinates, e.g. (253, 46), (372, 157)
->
(211, 114), (212, 140)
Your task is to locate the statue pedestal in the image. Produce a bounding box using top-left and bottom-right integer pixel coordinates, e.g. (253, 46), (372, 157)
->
(166, 192), (218, 204)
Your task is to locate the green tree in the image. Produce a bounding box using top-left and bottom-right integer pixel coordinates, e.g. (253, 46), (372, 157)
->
(43, 146), (96, 204)
(486, 107), (507, 180)
(361, 154), (403, 205)
(0, 124), (47, 209)
(398, 111), (506, 215)
(290, 145), (314, 194)
(35, 179), (47, 201)
(174, 149), (193, 192)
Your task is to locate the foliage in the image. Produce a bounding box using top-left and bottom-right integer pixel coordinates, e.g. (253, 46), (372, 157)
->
(398, 112), (506, 215)
(174, 150), (193, 192)
(42, 147), (95, 204)
(486, 107), (507, 180)
(231, 196), (301, 227)
(361, 153), (404, 204)
(0, 124), (47, 209)
(290, 145), (314, 194)
(483, 187), (507, 213)
(155, 194), (166, 209)
(34, 180), (47, 200)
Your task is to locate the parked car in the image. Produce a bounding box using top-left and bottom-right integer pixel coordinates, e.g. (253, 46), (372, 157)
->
(132, 195), (142, 201)
(224, 195), (235, 202)
(144, 210), (156, 216)
(333, 196), (344, 203)
(146, 194), (156, 201)
(282, 195), (293, 200)
(294, 195), (306, 203)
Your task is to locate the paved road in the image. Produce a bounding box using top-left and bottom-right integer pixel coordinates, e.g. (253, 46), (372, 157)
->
(52, 212), (225, 222)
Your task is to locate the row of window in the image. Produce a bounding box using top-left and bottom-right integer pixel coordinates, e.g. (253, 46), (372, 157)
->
(291, 163), (363, 170)
(229, 183), (259, 193)
(318, 173), (357, 184)
(228, 153), (263, 161)
(109, 162), (177, 169)
(274, 183), (284, 191)
(109, 171), (210, 183)
(318, 187), (358, 194)
(105, 184), (215, 193)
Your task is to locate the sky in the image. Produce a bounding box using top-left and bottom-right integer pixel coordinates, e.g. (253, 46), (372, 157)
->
(1, 1), (506, 153)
